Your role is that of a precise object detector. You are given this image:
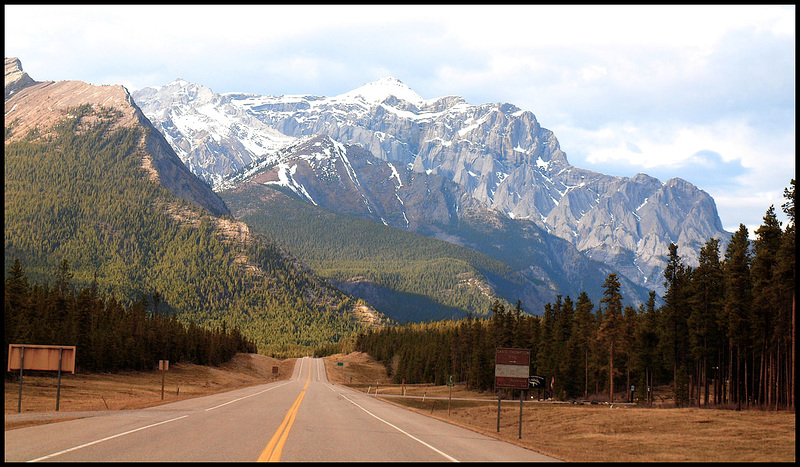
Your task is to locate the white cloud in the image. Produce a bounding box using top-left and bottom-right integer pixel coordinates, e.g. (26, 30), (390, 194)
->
(4, 4), (794, 233)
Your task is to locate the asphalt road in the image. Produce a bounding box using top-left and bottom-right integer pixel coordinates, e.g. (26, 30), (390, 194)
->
(5, 357), (559, 462)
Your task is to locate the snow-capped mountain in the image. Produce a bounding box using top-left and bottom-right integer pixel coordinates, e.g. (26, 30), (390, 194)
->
(132, 78), (295, 187)
(132, 77), (732, 295)
(217, 132), (651, 314)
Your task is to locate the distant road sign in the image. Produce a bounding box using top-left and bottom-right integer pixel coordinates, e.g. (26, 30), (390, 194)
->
(495, 348), (530, 389)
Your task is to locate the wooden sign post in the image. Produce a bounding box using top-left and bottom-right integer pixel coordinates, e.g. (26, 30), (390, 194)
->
(159, 360), (169, 400)
(7, 344), (76, 412)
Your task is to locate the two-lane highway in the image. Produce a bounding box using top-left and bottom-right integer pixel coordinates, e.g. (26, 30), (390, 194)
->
(5, 357), (559, 462)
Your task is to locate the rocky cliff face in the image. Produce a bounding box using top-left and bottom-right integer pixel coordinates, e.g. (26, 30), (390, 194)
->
(4, 57), (37, 100)
(219, 133), (655, 312)
(133, 77), (731, 295)
(4, 58), (230, 218)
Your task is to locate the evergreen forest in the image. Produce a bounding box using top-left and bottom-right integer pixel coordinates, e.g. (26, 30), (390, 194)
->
(356, 180), (795, 410)
(220, 182), (514, 322)
(4, 258), (256, 372)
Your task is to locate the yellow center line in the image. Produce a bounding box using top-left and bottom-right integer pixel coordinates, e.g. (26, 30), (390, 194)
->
(258, 360), (312, 462)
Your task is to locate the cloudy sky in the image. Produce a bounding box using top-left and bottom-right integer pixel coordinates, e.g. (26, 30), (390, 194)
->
(5, 5), (795, 235)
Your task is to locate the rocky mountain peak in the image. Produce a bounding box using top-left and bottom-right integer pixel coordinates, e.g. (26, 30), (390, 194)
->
(5, 58), (230, 217)
(5, 57), (39, 100)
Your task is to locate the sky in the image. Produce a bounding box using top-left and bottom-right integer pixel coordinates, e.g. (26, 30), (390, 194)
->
(5, 5), (795, 235)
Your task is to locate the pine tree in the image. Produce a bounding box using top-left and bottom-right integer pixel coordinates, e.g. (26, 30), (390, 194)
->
(597, 273), (623, 402)
(5, 259), (30, 363)
(777, 180), (794, 408)
(688, 238), (724, 406)
(723, 225), (752, 408)
(633, 291), (660, 404)
(751, 206), (782, 407)
(569, 292), (595, 400)
(661, 243), (692, 390)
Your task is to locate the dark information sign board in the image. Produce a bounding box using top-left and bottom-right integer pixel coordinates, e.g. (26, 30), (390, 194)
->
(495, 348), (530, 389)
(528, 375), (546, 388)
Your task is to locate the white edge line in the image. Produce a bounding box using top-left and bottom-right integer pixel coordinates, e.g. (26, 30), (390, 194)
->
(29, 415), (189, 462)
(333, 388), (459, 462)
(205, 381), (292, 411)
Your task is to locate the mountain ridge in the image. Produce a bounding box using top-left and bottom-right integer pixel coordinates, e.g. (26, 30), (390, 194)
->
(132, 77), (731, 296)
(218, 132), (656, 315)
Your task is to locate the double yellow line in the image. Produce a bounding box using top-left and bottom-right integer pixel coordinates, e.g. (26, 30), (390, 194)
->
(258, 362), (311, 462)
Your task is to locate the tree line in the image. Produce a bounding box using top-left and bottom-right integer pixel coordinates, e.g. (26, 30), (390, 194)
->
(355, 180), (795, 410)
(4, 258), (257, 373)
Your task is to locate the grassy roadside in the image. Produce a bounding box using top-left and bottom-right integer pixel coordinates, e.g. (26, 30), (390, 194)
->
(321, 352), (796, 463)
(4, 353), (293, 430)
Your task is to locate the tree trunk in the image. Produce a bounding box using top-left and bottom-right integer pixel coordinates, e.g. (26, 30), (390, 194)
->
(584, 348), (588, 400)
(609, 342), (614, 403)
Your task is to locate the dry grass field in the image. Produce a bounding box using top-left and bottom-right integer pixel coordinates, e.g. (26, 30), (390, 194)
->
(323, 352), (795, 463)
(4, 353), (294, 430)
(6, 352), (795, 462)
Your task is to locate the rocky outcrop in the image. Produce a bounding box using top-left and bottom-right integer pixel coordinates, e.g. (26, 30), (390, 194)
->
(4, 57), (37, 99)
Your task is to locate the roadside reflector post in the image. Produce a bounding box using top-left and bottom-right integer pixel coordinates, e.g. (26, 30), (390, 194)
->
(159, 360), (169, 400)
(447, 374), (455, 416)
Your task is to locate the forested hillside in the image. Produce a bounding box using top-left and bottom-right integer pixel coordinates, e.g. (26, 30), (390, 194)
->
(220, 181), (515, 322)
(357, 180), (795, 409)
(4, 258), (256, 372)
(4, 104), (383, 356)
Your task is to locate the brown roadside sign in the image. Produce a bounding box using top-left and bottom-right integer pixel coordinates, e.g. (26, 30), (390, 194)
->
(7, 344), (76, 374)
(495, 348), (530, 389)
(495, 348), (530, 366)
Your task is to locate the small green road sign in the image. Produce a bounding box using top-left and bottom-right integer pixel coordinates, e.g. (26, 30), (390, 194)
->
(337, 362), (344, 366)
(447, 374), (455, 387)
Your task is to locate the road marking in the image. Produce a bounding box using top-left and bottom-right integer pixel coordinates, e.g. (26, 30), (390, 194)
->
(258, 358), (311, 462)
(28, 415), (189, 462)
(331, 386), (459, 462)
(205, 381), (291, 411)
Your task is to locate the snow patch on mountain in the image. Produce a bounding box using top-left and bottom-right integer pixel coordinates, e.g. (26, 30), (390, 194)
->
(335, 77), (427, 106)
